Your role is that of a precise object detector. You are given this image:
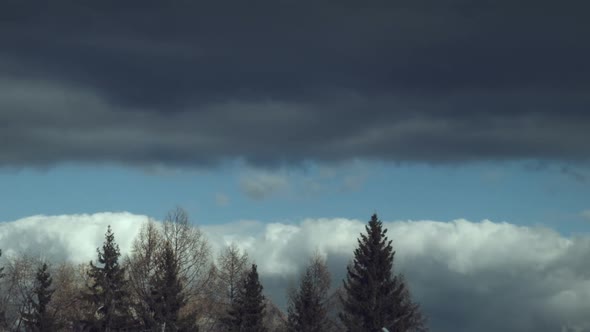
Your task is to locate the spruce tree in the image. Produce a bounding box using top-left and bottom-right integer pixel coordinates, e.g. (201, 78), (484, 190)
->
(0, 250), (4, 279)
(340, 214), (426, 332)
(0, 250), (5, 328)
(84, 225), (132, 331)
(149, 241), (189, 332)
(287, 255), (330, 332)
(287, 270), (324, 332)
(227, 264), (266, 332)
(23, 263), (55, 332)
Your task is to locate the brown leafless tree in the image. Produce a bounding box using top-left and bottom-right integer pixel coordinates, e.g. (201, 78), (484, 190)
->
(162, 207), (213, 301)
(125, 218), (163, 326)
(198, 243), (250, 331)
(49, 261), (90, 330)
(216, 243), (249, 307)
(125, 208), (214, 329)
(0, 254), (42, 330)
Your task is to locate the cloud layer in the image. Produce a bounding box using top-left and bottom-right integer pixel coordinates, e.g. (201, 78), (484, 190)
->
(1, 1), (589, 167)
(0, 212), (146, 262)
(1, 212), (589, 331)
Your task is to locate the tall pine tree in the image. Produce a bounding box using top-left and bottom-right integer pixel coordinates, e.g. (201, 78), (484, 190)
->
(22, 263), (55, 332)
(227, 264), (266, 332)
(149, 241), (191, 332)
(84, 225), (132, 331)
(340, 214), (426, 332)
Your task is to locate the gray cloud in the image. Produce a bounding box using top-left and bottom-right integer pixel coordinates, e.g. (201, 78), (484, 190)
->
(239, 171), (289, 199)
(1, 1), (589, 167)
(1, 212), (590, 331)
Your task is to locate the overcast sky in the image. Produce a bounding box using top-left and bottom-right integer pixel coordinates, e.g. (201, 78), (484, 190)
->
(1, 1), (590, 331)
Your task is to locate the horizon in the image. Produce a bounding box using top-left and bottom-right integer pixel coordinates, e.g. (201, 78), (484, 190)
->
(2, 1), (590, 331)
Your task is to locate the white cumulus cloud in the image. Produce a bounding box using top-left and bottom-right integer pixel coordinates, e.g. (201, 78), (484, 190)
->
(1, 213), (589, 332)
(0, 212), (146, 263)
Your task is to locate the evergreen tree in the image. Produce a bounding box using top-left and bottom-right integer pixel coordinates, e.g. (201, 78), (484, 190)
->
(0, 250), (5, 328)
(340, 214), (426, 332)
(84, 226), (132, 331)
(227, 264), (267, 332)
(0, 250), (4, 279)
(22, 263), (55, 332)
(149, 241), (189, 332)
(287, 255), (330, 332)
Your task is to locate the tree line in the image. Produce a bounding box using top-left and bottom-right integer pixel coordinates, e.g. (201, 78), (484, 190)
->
(0, 208), (427, 331)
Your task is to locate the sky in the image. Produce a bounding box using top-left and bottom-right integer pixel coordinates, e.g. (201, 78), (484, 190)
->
(1, 1), (590, 331)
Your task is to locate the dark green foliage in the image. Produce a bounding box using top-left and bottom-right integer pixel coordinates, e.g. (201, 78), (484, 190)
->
(227, 264), (267, 332)
(340, 214), (426, 332)
(0, 250), (4, 279)
(0, 250), (5, 327)
(22, 263), (56, 332)
(287, 255), (330, 332)
(149, 241), (191, 332)
(287, 270), (325, 332)
(84, 226), (133, 331)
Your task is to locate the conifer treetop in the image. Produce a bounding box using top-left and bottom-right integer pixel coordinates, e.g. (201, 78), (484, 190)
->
(340, 214), (426, 332)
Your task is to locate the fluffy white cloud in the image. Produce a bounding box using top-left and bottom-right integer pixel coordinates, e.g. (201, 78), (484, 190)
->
(1, 213), (589, 332)
(0, 212), (146, 263)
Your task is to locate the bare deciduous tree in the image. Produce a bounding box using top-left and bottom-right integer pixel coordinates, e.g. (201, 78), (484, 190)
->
(50, 261), (89, 330)
(200, 243), (250, 331)
(216, 243), (249, 307)
(126, 208), (214, 330)
(0, 254), (42, 330)
(125, 218), (163, 326)
(128, 219), (163, 294)
(162, 207), (212, 301)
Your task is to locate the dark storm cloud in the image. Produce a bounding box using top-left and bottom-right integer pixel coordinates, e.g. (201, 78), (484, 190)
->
(1, 0), (589, 167)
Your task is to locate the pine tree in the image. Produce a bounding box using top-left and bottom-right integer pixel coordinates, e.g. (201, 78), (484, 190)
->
(227, 264), (267, 332)
(22, 263), (55, 332)
(84, 225), (132, 331)
(340, 214), (426, 332)
(149, 241), (188, 332)
(287, 255), (330, 332)
(0, 249), (5, 328)
(0, 250), (4, 279)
